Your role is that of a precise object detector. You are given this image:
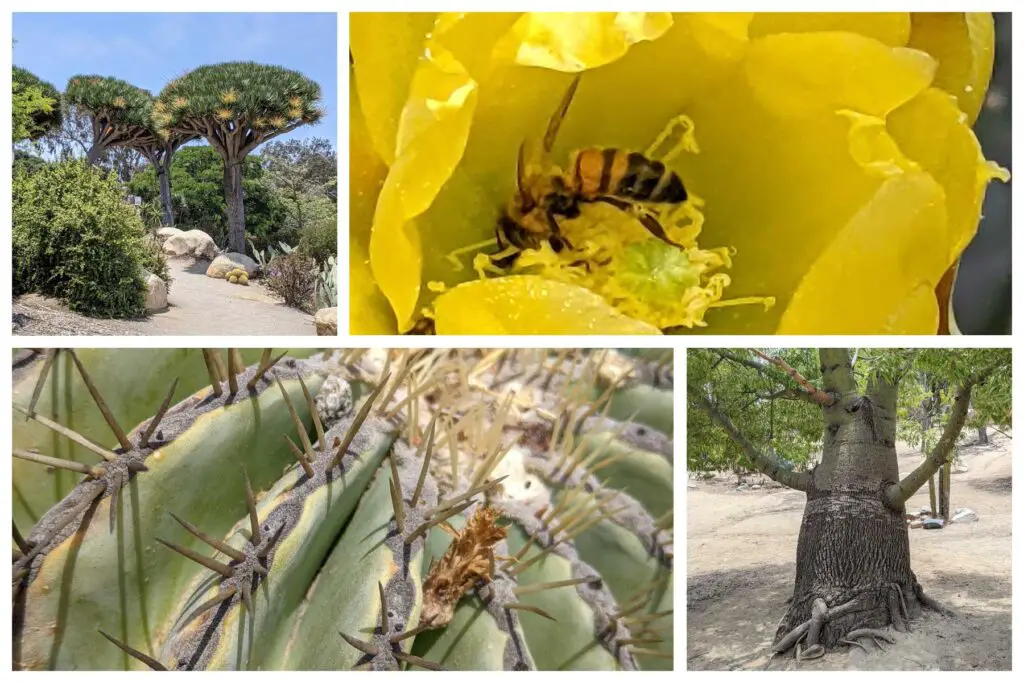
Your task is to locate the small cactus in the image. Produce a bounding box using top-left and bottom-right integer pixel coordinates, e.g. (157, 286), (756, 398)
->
(238, 274), (249, 286)
(228, 274), (238, 284)
(12, 348), (674, 671)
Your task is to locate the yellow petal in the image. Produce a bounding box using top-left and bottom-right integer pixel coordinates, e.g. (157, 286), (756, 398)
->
(349, 73), (397, 335)
(432, 276), (661, 334)
(351, 12), (438, 164)
(684, 32), (935, 333)
(511, 12), (673, 72)
(887, 86), (1010, 262)
(744, 32), (936, 119)
(779, 172), (947, 334)
(907, 12), (995, 124)
(749, 12), (911, 47)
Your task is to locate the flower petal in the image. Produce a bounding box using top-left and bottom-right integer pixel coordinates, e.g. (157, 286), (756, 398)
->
(349, 75), (397, 335)
(887, 86), (1010, 262)
(749, 12), (911, 47)
(779, 172), (947, 334)
(432, 276), (661, 334)
(351, 12), (438, 164)
(744, 32), (935, 119)
(907, 12), (995, 124)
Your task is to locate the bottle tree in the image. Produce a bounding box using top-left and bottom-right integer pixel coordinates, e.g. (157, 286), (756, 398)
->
(688, 348), (1011, 660)
(63, 75), (196, 226)
(153, 62), (323, 253)
(12, 66), (62, 142)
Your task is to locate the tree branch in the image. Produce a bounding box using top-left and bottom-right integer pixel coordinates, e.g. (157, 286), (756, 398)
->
(749, 349), (836, 406)
(689, 384), (810, 492)
(883, 368), (996, 509)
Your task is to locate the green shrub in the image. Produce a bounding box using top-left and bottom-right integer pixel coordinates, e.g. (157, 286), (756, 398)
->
(140, 233), (173, 295)
(265, 251), (317, 311)
(13, 160), (149, 318)
(297, 215), (336, 265)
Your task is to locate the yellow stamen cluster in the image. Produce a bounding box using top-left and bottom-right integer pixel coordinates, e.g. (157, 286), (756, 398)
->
(112, 96), (127, 108)
(215, 108), (234, 121)
(220, 88), (239, 104)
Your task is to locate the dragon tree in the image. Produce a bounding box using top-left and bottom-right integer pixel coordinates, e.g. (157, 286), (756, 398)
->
(12, 66), (62, 142)
(64, 75), (196, 225)
(687, 348), (1011, 661)
(154, 62), (323, 252)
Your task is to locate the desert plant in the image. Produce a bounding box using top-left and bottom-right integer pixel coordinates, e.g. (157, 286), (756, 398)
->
(266, 251), (317, 311)
(13, 160), (149, 317)
(12, 348), (674, 671)
(315, 254), (337, 309)
(298, 213), (337, 266)
(154, 62), (323, 252)
(140, 233), (173, 295)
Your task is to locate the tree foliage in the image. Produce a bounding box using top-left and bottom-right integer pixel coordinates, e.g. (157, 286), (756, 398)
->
(153, 62), (323, 145)
(688, 348), (1012, 476)
(12, 67), (61, 142)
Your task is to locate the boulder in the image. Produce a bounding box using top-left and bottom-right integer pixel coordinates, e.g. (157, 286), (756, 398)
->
(155, 227), (183, 242)
(163, 229), (217, 260)
(142, 271), (167, 312)
(315, 307), (338, 336)
(922, 518), (945, 530)
(952, 508), (979, 523)
(207, 252), (258, 279)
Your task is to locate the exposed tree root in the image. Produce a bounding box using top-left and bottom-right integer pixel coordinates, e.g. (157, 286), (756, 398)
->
(773, 581), (957, 662)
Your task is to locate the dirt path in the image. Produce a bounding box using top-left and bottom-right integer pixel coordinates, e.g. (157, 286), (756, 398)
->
(687, 434), (1012, 671)
(13, 259), (314, 336)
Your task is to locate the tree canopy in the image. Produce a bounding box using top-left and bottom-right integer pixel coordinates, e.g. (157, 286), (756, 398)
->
(64, 75), (156, 158)
(153, 62), (322, 155)
(687, 348), (1012, 477)
(12, 66), (61, 142)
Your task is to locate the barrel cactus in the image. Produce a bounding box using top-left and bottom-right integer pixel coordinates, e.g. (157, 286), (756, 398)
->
(12, 348), (673, 671)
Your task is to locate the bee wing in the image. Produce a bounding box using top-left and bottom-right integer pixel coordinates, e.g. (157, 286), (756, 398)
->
(542, 73), (581, 155)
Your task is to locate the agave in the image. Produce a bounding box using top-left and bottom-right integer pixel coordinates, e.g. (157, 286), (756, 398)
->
(11, 348), (673, 671)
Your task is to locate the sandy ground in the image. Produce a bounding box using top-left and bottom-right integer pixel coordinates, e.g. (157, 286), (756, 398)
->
(13, 259), (315, 336)
(687, 433), (1012, 671)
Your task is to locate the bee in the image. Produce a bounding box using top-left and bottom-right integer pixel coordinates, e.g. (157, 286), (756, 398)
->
(493, 74), (688, 268)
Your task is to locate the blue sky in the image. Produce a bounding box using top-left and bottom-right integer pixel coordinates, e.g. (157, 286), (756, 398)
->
(13, 12), (338, 148)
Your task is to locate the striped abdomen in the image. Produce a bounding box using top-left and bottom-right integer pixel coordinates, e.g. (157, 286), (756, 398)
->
(569, 148), (687, 204)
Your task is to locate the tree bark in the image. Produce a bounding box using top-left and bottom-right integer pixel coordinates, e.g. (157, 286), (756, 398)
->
(928, 475), (937, 517)
(223, 159), (246, 253)
(939, 462), (951, 522)
(978, 424), (989, 445)
(772, 353), (930, 654)
(85, 143), (105, 166)
(156, 164), (174, 226)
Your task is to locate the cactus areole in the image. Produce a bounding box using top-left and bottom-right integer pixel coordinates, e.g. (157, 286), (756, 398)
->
(154, 62), (324, 253)
(13, 348), (673, 670)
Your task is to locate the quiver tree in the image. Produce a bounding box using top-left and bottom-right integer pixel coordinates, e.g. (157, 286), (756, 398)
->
(12, 67), (62, 142)
(154, 62), (323, 252)
(688, 348), (1011, 661)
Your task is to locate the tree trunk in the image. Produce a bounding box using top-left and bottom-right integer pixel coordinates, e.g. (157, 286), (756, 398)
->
(939, 462), (951, 522)
(928, 475), (937, 517)
(977, 424), (989, 445)
(85, 143), (105, 166)
(773, 353), (928, 654)
(223, 159), (246, 253)
(156, 164), (174, 226)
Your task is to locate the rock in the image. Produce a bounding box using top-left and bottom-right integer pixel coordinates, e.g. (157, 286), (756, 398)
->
(163, 229), (217, 260)
(687, 482), (698, 489)
(736, 484), (748, 491)
(922, 518), (945, 530)
(315, 307), (338, 336)
(952, 508), (979, 523)
(142, 271), (167, 312)
(207, 252), (258, 279)
(155, 227), (183, 242)
(909, 520), (923, 529)
(919, 506), (931, 516)
(751, 484), (762, 490)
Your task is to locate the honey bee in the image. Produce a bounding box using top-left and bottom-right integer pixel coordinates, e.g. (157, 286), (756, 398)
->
(493, 74), (688, 268)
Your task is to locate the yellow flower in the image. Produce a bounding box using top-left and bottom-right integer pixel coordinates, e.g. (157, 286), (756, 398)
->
(220, 88), (239, 104)
(350, 12), (1008, 334)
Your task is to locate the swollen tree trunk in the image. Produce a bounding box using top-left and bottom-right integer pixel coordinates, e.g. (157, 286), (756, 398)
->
(85, 143), (105, 166)
(978, 424), (989, 444)
(928, 475), (937, 517)
(224, 160), (246, 253)
(156, 164), (174, 226)
(773, 352), (924, 652)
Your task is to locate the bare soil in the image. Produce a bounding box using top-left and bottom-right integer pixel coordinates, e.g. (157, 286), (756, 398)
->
(687, 433), (1012, 671)
(12, 259), (314, 336)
